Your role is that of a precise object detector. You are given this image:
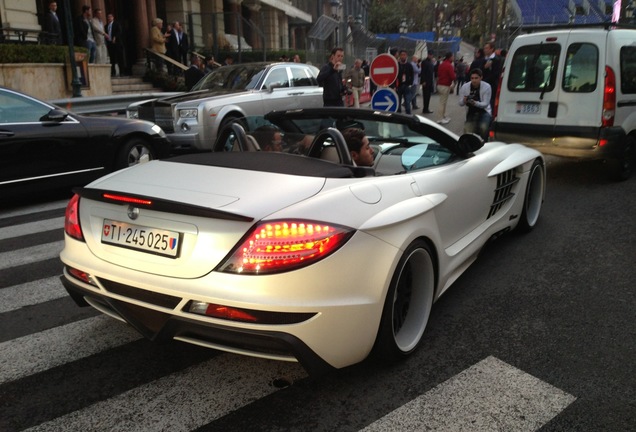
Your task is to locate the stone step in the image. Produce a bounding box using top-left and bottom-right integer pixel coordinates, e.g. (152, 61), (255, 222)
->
(111, 76), (162, 94)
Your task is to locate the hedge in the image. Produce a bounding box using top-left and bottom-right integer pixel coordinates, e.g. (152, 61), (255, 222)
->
(0, 44), (87, 63)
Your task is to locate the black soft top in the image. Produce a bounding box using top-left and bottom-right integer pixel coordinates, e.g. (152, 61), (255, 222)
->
(167, 151), (371, 178)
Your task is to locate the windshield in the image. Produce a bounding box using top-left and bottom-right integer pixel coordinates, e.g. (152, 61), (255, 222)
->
(191, 64), (268, 91)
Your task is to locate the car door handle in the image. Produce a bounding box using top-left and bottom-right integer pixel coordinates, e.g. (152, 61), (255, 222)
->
(0, 130), (15, 137)
(287, 92), (304, 96)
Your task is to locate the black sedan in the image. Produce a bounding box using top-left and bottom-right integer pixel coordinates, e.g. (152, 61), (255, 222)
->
(0, 86), (171, 200)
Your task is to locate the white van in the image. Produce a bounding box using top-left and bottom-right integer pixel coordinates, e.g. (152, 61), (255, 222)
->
(492, 25), (636, 180)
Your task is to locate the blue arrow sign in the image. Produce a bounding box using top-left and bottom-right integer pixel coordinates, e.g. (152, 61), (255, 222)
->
(371, 88), (399, 112)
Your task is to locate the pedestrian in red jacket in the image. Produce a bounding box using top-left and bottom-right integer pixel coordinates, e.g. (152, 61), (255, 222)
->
(435, 52), (456, 124)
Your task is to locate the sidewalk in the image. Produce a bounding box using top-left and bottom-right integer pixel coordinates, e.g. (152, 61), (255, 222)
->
(364, 91), (468, 136)
(418, 92), (468, 136)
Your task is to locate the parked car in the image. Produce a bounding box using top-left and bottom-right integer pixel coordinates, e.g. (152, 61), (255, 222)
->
(126, 62), (323, 151)
(60, 108), (545, 375)
(492, 24), (636, 180)
(0, 86), (170, 199)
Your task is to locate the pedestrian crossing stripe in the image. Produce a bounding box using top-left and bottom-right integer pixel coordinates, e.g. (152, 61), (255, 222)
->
(362, 356), (576, 431)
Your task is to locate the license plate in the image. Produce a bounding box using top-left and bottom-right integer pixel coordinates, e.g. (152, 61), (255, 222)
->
(515, 103), (541, 114)
(101, 219), (181, 258)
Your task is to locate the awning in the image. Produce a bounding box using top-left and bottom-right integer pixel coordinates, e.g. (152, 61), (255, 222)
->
(259, 0), (312, 23)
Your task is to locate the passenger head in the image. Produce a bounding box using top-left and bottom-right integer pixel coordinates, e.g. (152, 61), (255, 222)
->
(342, 128), (374, 166)
(254, 125), (283, 152)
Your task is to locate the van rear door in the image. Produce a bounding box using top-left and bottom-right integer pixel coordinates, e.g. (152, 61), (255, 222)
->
(555, 30), (604, 136)
(494, 35), (563, 146)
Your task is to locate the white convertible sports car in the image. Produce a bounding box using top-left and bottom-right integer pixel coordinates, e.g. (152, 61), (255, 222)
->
(60, 108), (546, 375)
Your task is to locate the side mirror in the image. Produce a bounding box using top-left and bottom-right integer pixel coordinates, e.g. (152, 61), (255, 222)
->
(40, 109), (68, 123)
(456, 133), (484, 157)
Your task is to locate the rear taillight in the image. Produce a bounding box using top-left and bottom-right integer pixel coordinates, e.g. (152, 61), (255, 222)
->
(64, 193), (84, 241)
(602, 66), (616, 128)
(218, 220), (354, 275)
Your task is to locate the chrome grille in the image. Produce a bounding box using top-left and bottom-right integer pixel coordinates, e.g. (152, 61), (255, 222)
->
(138, 105), (174, 133)
(488, 169), (519, 219)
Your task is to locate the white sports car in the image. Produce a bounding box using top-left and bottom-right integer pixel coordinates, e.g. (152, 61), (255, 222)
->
(60, 108), (546, 375)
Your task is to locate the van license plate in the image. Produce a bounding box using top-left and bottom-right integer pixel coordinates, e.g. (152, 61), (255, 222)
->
(101, 219), (180, 258)
(516, 103), (541, 114)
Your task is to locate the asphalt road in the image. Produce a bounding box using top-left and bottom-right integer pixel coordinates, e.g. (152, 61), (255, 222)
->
(1, 102), (635, 430)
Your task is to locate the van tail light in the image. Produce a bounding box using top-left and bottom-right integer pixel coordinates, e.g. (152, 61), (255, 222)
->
(493, 66), (504, 119)
(218, 220), (354, 275)
(602, 66), (616, 128)
(64, 193), (84, 241)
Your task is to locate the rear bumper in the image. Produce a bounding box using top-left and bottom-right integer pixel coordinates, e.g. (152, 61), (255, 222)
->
(492, 122), (626, 160)
(61, 273), (335, 376)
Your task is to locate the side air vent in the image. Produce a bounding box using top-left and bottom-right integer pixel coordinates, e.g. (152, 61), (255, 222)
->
(488, 169), (519, 219)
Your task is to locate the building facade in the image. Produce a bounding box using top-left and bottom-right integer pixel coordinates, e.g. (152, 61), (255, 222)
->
(0, 0), (372, 69)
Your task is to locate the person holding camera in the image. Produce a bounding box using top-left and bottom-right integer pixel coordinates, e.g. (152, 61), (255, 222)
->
(458, 68), (492, 140)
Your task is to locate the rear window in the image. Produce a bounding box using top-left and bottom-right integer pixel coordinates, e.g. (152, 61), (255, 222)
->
(620, 46), (636, 94)
(563, 43), (598, 93)
(508, 43), (560, 92)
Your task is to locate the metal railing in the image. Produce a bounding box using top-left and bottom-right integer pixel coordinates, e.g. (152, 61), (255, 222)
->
(49, 93), (180, 115)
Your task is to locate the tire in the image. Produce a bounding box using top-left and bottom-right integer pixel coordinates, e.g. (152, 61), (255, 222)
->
(517, 158), (545, 232)
(373, 240), (435, 363)
(610, 135), (635, 182)
(116, 138), (155, 169)
(219, 115), (246, 134)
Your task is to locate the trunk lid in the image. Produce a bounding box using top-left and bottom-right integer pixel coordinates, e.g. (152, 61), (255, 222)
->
(78, 160), (326, 278)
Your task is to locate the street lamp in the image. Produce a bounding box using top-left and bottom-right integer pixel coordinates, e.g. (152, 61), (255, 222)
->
(62, 0), (81, 97)
(330, 0), (341, 19)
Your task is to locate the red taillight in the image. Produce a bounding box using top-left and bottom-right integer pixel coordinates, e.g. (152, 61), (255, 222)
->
(219, 220), (354, 274)
(67, 266), (91, 284)
(203, 304), (258, 322)
(602, 66), (616, 128)
(64, 194), (84, 241)
(102, 193), (152, 205)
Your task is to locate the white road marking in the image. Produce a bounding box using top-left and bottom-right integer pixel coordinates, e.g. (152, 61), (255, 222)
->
(0, 276), (67, 313)
(0, 240), (63, 271)
(0, 315), (141, 385)
(24, 355), (307, 432)
(361, 356), (576, 431)
(0, 216), (65, 240)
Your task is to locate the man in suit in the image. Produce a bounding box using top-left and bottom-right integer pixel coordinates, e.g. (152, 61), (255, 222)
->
(42, 1), (62, 45)
(106, 13), (126, 76)
(75, 5), (96, 63)
(166, 21), (189, 75)
(184, 54), (205, 91)
(420, 52), (435, 114)
(173, 22), (189, 65)
(481, 42), (503, 108)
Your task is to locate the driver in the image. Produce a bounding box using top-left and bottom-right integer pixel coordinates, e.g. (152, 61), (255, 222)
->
(341, 128), (374, 166)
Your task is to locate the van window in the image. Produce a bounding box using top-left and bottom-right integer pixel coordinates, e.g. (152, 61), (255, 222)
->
(563, 43), (598, 93)
(507, 44), (560, 92)
(620, 46), (636, 94)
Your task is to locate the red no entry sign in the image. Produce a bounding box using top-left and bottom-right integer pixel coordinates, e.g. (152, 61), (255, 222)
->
(369, 53), (398, 87)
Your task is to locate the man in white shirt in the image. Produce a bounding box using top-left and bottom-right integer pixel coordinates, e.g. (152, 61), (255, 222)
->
(458, 68), (492, 140)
